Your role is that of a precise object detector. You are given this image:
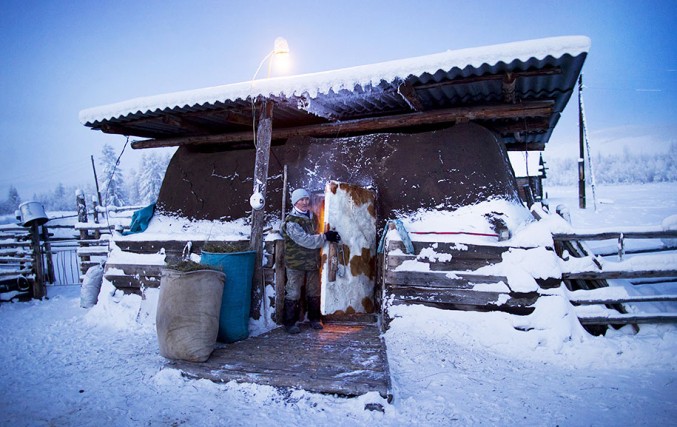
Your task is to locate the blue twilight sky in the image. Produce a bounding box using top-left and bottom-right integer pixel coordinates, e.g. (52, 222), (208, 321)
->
(1, 0), (675, 198)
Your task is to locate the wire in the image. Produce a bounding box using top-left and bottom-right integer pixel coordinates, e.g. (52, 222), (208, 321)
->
(103, 136), (130, 235)
(410, 231), (499, 238)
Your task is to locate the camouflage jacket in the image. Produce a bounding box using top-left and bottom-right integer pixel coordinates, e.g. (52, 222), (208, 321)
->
(282, 209), (325, 271)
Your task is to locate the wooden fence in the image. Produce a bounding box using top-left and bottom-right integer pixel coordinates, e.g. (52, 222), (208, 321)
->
(552, 220), (677, 329)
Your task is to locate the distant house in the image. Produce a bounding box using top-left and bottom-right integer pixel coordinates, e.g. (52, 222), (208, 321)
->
(80, 36), (589, 321)
(509, 151), (548, 204)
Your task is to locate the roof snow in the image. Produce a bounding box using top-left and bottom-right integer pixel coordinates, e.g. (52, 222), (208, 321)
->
(79, 36), (591, 126)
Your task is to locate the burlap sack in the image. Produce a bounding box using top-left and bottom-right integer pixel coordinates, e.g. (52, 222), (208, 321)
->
(156, 268), (225, 362)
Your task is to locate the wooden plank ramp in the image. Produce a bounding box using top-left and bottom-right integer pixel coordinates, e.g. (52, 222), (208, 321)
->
(166, 321), (392, 400)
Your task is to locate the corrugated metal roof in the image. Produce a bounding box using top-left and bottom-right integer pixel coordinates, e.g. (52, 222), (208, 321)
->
(80, 36), (589, 148)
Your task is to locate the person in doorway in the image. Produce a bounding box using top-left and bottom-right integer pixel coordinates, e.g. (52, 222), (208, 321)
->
(281, 188), (340, 334)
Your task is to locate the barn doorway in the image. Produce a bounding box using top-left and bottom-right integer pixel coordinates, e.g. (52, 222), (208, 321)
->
(315, 181), (377, 316)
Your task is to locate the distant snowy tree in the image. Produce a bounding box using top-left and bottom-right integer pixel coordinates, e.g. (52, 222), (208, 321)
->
(99, 144), (127, 207)
(546, 145), (677, 186)
(0, 186), (22, 214)
(50, 183), (72, 211)
(7, 186), (21, 210)
(126, 168), (140, 205)
(137, 153), (169, 204)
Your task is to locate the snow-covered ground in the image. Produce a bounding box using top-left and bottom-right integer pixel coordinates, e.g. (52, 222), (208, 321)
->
(1, 183), (676, 426)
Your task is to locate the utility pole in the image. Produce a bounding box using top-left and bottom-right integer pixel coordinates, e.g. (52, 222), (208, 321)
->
(90, 155), (103, 207)
(578, 74), (586, 209)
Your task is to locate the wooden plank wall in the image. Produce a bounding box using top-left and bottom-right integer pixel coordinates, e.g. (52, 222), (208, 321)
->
(105, 239), (278, 306)
(0, 225), (33, 299)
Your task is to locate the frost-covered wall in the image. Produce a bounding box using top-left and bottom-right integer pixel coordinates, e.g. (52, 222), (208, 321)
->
(156, 123), (521, 222)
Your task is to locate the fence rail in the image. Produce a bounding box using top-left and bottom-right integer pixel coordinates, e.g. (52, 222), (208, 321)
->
(1, 198), (139, 300)
(546, 205), (677, 330)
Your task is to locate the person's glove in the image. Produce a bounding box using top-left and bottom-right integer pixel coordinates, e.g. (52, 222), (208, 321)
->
(324, 230), (341, 243)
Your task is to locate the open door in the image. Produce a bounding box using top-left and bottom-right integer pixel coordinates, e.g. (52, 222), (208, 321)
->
(320, 181), (377, 316)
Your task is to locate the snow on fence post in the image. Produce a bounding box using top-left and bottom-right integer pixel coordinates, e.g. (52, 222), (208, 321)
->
(76, 189), (88, 240)
(91, 195), (99, 224)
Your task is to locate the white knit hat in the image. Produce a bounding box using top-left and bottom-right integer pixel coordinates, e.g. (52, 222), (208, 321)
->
(291, 188), (310, 206)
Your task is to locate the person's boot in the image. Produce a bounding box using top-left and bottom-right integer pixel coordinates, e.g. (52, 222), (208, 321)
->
(283, 299), (301, 334)
(307, 296), (324, 330)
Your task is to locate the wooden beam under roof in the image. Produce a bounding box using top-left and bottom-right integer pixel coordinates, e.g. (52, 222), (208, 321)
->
(491, 117), (551, 134)
(416, 67), (563, 91)
(505, 142), (545, 151)
(131, 100), (554, 149)
(162, 114), (211, 134)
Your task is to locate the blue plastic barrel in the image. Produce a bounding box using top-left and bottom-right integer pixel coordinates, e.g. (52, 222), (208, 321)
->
(200, 250), (256, 343)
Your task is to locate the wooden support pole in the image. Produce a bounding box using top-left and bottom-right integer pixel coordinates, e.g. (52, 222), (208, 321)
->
(250, 100), (274, 320)
(578, 74), (586, 209)
(91, 155), (103, 208)
(40, 225), (56, 284)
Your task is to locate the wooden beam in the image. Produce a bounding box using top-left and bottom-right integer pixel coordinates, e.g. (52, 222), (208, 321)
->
(131, 101), (555, 149)
(492, 117), (550, 134)
(570, 294), (677, 305)
(502, 74), (517, 104)
(397, 83), (424, 112)
(564, 269), (677, 280)
(578, 313), (677, 325)
(505, 142), (546, 151)
(162, 114), (210, 134)
(554, 230), (677, 241)
(99, 108), (253, 137)
(416, 67), (563, 91)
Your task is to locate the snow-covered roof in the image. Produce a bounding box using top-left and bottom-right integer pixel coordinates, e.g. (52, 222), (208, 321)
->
(80, 36), (590, 148)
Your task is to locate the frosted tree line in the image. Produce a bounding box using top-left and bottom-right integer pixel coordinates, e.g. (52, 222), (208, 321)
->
(2, 143), (676, 215)
(0, 144), (171, 214)
(544, 143), (677, 185)
(97, 143), (171, 207)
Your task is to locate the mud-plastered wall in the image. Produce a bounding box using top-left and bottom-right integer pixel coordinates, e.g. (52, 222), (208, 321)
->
(156, 123), (521, 223)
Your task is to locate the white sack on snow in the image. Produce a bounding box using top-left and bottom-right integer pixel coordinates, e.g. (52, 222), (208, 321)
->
(80, 264), (104, 308)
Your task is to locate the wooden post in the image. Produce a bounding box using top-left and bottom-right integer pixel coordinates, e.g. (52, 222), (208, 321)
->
(249, 100), (274, 320)
(618, 233), (625, 261)
(92, 196), (100, 224)
(76, 189), (88, 240)
(40, 225), (56, 284)
(274, 239), (285, 324)
(578, 74), (586, 209)
(30, 223), (46, 299)
(76, 190), (91, 275)
(522, 184), (535, 208)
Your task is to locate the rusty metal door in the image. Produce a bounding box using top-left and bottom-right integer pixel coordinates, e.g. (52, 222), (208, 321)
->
(320, 181), (377, 316)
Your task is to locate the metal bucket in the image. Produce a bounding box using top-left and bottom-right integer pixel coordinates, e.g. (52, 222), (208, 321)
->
(18, 201), (48, 227)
